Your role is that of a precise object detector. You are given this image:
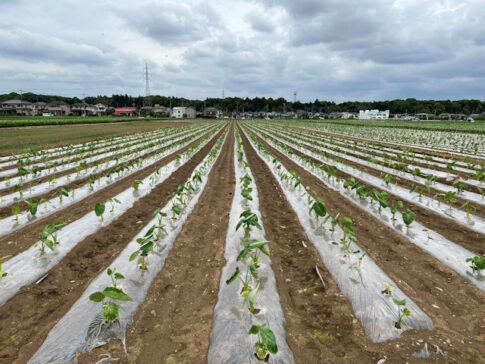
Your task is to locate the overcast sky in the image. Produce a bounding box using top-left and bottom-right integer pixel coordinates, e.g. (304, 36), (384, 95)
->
(1, 0), (483, 102)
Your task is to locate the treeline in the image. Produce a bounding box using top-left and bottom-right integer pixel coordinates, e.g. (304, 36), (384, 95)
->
(1, 92), (484, 115)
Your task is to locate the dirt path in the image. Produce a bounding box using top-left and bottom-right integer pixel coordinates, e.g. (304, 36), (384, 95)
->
(243, 125), (485, 363)
(0, 125), (227, 363)
(77, 124), (236, 364)
(250, 127), (485, 255)
(0, 128), (220, 258)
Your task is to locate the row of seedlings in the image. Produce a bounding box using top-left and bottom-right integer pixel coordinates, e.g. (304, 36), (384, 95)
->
(209, 128), (293, 363)
(242, 126), (433, 342)
(27, 127), (230, 364)
(0, 123), (219, 238)
(244, 125), (485, 291)
(0, 124), (227, 306)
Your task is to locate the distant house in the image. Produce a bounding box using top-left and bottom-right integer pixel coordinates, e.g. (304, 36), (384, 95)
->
(0, 99), (35, 116)
(152, 104), (170, 116)
(358, 110), (389, 120)
(171, 106), (196, 119)
(94, 103), (108, 116)
(416, 113), (429, 120)
(203, 107), (223, 119)
(46, 102), (70, 116)
(71, 102), (97, 116)
(466, 117), (475, 123)
(33, 102), (48, 115)
(112, 107), (137, 117)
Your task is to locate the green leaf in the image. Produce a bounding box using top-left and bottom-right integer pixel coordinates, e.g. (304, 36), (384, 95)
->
(225, 266), (240, 285)
(89, 291), (105, 302)
(402, 209), (415, 227)
(393, 298), (406, 306)
(102, 301), (119, 323)
(114, 273), (125, 280)
(311, 199), (327, 217)
(102, 287), (132, 301)
(140, 241), (154, 256)
(248, 325), (260, 334)
(261, 327), (278, 354)
(129, 250), (140, 261)
(94, 203), (105, 217)
(58, 188), (68, 197)
(107, 268), (113, 275)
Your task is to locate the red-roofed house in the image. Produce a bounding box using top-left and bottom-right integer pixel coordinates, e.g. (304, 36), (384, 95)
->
(113, 107), (137, 116)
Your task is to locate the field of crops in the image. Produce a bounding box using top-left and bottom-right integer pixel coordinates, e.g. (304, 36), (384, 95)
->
(0, 116), (172, 129)
(1, 119), (484, 363)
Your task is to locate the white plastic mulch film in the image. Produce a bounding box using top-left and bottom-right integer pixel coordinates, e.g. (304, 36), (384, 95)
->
(208, 129), (295, 364)
(252, 124), (485, 235)
(0, 124), (217, 238)
(0, 126), (222, 307)
(244, 125), (485, 293)
(242, 126), (434, 343)
(28, 128), (229, 364)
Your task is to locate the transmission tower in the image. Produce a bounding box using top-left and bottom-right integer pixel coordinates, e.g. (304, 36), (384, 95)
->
(144, 63), (151, 107)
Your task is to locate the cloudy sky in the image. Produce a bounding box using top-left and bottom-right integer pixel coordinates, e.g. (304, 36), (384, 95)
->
(0, 0), (483, 101)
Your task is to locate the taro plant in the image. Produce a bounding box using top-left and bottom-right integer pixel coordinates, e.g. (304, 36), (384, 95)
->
(89, 268), (132, 323)
(151, 208), (168, 240)
(453, 180), (467, 194)
(129, 229), (155, 270)
(94, 202), (106, 222)
(248, 324), (278, 361)
(236, 209), (262, 240)
(132, 180), (143, 191)
(37, 221), (67, 255)
(25, 198), (39, 216)
(57, 187), (68, 203)
(390, 200), (403, 221)
(466, 256), (485, 273)
(381, 283), (392, 295)
(393, 298), (411, 329)
(460, 201), (476, 220)
(0, 255), (12, 277)
(107, 198), (121, 213)
(12, 206), (21, 222)
(402, 209), (415, 228)
(339, 217), (357, 244)
(13, 183), (24, 198)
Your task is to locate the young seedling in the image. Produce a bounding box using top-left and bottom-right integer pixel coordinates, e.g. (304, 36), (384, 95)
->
(466, 256), (485, 273)
(236, 209), (262, 240)
(381, 283), (392, 295)
(393, 298), (411, 329)
(249, 324), (278, 361)
(89, 269), (132, 323)
(309, 198), (327, 223)
(390, 200), (403, 221)
(94, 202), (106, 222)
(107, 267), (125, 288)
(0, 255), (12, 277)
(339, 217), (357, 244)
(107, 198), (121, 213)
(57, 187), (68, 203)
(25, 198), (39, 216)
(402, 209), (415, 228)
(12, 206), (21, 222)
(129, 230), (155, 270)
(422, 228), (433, 240)
(132, 180), (143, 191)
(13, 183), (24, 198)
(460, 201), (476, 220)
(37, 221), (67, 255)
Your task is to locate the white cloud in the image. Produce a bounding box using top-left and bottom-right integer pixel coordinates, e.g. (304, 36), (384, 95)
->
(0, 0), (483, 101)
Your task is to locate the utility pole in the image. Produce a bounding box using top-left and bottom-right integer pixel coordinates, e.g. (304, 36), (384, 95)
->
(19, 89), (24, 102)
(293, 91), (297, 103)
(144, 63), (151, 107)
(222, 88), (225, 99)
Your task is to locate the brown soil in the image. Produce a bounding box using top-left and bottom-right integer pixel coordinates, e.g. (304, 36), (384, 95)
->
(77, 124), (236, 364)
(293, 125), (485, 166)
(0, 127), (214, 217)
(241, 125), (485, 363)
(0, 127), (222, 258)
(252, 127), (485, 255)
(0, 124), (227, 363)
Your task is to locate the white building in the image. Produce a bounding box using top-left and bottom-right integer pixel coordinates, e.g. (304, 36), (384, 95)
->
(358, 109), (389, 120)
(171, 107), (196, 119)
